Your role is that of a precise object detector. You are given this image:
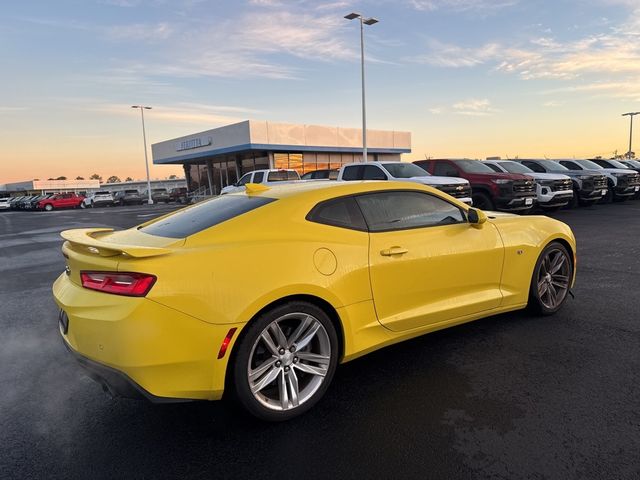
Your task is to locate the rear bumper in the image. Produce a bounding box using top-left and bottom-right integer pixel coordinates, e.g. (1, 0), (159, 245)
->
(53, 273), (243, 401)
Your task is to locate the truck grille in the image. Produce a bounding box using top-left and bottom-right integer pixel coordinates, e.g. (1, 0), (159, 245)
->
(513, 180), (536, 196)
(437, 183), (472, 199)
(550, 179), (573, 191)
(593, 176), (607, 189)
(619, 173), (640, 187)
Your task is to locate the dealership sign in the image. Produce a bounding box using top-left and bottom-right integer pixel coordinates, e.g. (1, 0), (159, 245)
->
(177, 137), (212, 152)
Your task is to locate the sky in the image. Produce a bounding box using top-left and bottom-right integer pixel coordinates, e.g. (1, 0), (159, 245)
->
(1, 0), (639, 183)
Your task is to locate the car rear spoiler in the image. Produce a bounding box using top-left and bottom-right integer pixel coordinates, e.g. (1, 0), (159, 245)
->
(60, 228), (172, 258)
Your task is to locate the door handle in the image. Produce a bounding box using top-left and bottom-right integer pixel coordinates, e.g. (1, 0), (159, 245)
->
(380, 246), (408, 256)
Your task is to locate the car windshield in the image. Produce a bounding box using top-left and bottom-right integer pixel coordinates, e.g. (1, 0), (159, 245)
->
(626, 160), (640, 168)
(381, 163), (430, 178)
(454, 160), (496, 173)
(539, 161), (570, 172)
(498, 162), (534, 174)
(604, 159), (630, 169)
(95, 191), (110, 195)
(575, 160), (603, 169)
(125, 190), (139, 194)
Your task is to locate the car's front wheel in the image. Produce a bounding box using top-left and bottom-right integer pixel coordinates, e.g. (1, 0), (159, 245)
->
(44, 204), (53, 211)
(231, 301), (338, 421)
(529, 241), (573, 315)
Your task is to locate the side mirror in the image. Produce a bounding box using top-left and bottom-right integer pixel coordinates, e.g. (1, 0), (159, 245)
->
(468, 208), (488, 227)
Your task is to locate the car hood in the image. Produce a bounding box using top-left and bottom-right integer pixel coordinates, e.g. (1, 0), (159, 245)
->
(467, 172), (534, 181)
(528, 172), (572, 181)
(397, 176), (468, 186)
(596, 168), (637, 175)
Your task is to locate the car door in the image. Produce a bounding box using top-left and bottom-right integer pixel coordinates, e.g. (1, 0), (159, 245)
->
(358, 190), (504, 332)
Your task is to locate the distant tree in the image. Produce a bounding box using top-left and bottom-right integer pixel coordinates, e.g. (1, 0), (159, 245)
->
(89, 173), (102, 181)
(168, 174), (178, 179)
(55, 176), (67, 180)
(33, 178), (39, 181)
(106, 176), (121, 183)
(47, 178), (54, 180)
(75, 176), (85, 180)
(124, 176), (133, 182)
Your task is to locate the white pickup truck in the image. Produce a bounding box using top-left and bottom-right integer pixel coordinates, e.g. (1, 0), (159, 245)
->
(221, 169), (301, 194)
(337, 161), (473, 205)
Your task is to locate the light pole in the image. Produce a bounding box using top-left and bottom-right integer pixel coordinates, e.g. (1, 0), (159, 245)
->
(622, 112), (640, 159)
(345, 12), (378, 163)
(131, 105), (154, 204)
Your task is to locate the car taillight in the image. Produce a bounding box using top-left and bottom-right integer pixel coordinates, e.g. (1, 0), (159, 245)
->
(80, 271), (156, 297)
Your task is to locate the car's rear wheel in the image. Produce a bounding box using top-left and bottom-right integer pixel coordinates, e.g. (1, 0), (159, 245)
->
(472, 191), (494, 211)
(231, 301), (338, 421)
(529, 242), (573, 315)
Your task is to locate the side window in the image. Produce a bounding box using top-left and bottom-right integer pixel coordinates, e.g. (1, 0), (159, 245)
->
(522, 161), (544, 173)
(355, 191), (465, 232)
(485, 164), (503, 173)
(560, 161), (580, 170)
(306, 196), (367, 231)
(237, 173), (252, 186)
(433, 162), (459, 177)
(362, 165), (387, 180)
(341, 165), (363, 181)
(252, 171), (264, 183)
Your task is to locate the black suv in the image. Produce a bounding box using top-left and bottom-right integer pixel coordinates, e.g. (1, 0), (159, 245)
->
(113, 190), (144, 206)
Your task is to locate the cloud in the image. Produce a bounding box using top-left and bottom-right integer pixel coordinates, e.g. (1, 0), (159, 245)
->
(409, 0), (518, 12)
(106, 22), (173, 41)
(408, 3), (640, 101)
(453, 98), (498, 116)
(542, 100), (564, 107)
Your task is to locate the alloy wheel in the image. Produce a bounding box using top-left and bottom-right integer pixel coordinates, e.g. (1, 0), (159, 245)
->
(537, 248), (570, 309)
(247, 313), (331, 412)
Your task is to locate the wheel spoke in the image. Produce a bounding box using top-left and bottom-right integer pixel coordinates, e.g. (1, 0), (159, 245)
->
(278, 370), (289, 409)
(269, 322), (287, 350)
(287, 369), (300, 408)
(294, 321), (321, 351)
(550, 253), (566, 274)
(294, 361), (327, 377)
(296, 351), (330, 366)
(551, 277), (569, 289)
(538, 281), (549, 297)
(287, 316), (313, 347)
(260, 330), (280, 356)
(249, 357), (276, 382)
(548, 284), (558, 307)
(250, 364), (281, 394)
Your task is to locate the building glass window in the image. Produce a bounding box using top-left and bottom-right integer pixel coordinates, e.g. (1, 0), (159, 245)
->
(274, 153), (288, 170)
(241, 157), (255, 174)
(289, 153), (303, 174)
(316, 153), (329, 171)
(329, 153), (342, 170)
(303, 153), (317, 174)
(254, 154), (269, 170)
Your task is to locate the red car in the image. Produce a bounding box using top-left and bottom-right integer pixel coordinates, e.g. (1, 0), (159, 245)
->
(37, 193), (85, 211)
(414, 159), (537, 212)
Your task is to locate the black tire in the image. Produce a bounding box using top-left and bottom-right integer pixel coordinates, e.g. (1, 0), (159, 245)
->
(471, 191), (494, 210)
(528, 241), (573, 316)
(601, 184), (613, 203)
(230, 301), (339, 421)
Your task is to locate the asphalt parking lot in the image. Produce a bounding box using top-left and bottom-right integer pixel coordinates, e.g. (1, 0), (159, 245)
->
(1, 202), (639, 479)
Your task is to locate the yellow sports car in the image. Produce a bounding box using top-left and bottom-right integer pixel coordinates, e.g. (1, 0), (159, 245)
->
(53, 181), (576, 421)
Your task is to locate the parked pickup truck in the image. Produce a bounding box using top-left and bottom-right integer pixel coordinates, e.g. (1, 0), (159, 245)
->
(483, 160), (573, 210)
(555, 159), (640, 202)
(37, 193), (85, 211)
(414, 159), (536, 212)
(336, 161), (473, 205)
(221, 169), (301, 194)
(513, 159), (608, 207)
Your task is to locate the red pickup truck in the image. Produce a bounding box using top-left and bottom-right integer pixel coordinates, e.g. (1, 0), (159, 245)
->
(37, 193), (85, 211)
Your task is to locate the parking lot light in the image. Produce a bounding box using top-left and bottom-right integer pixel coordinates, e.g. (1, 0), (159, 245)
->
(344, 12), (379, 163)
(131, 105), (154, 204)
(622, 112), (640, 159)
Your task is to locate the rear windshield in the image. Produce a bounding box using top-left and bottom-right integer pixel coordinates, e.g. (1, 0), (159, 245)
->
(95, 191), (111, 195)
(268, 171), (299, 181)
(125, 190), (139, 194)
(140, 195), (276, 238)
(381, 163), (429, 178)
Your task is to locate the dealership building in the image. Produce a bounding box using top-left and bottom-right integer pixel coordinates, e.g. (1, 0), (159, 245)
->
(152, 120), (412, 195)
